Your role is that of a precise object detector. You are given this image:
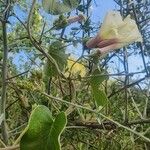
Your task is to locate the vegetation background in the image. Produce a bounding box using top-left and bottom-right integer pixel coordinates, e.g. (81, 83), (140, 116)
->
(0, 0), (150, 149)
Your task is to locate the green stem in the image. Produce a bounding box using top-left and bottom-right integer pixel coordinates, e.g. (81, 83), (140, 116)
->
(42, 92), (150, 143)
(0, 145), (19, 150)
(13, 127), (27, 146)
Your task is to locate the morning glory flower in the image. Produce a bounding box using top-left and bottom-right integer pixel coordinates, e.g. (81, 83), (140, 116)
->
(86, 11), (142, 55)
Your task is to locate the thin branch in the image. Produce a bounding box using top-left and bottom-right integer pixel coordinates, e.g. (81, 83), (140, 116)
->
(108, 77), (146, 98)
(0, 145), (19, 150)
(143, 79), (150, 118)
(123, 48), (129, 123)
(128, 89), (143, 119)
(70, 118), (150, 130)
(128, 119), (150, 126)
(132, 5), (149, 76)
(39, 22), (46, 44)
(14, 1), (64, 79)
(0, 138), (6, 148)
(71, 71), (145, 81)
(41, 92), (150, 143)
(73, 121), (116, 130)
(6, 70), (29, 80)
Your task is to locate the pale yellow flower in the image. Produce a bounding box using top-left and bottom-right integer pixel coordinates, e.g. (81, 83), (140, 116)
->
(86, 11), (142, 54)
(66, 59), (86, 77)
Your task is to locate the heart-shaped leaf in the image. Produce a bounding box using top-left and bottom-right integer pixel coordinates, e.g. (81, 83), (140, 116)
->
(20, 105), (67, 150)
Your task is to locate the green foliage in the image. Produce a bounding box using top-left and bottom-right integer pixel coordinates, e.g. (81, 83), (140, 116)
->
(20, 105), (67, 150)
(0, 0), (150, 149)
(42, 0), (80, 15)
(48, 111), (67, 150)
(92, 89), (108, 107)
(44, 41), (68, 78)
(90, 69), (107, 88)
(90, 69), (108, 106)
(0, 51), (2, 60)
(31, 8), (42, 32)
(53, 15), (68, 30)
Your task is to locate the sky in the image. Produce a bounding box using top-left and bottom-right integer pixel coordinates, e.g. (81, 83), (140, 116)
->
(66, 0), (119, 56)
(91, 0), (119, 21)
(10, 0), (147, 80)
(11, 0), (119, 69)
(92, 1), (147, 74)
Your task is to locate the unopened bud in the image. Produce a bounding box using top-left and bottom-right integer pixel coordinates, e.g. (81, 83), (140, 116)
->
(67, 14), (86, 24)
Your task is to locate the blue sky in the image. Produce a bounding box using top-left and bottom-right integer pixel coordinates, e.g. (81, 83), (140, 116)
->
(66, 0), (119, 56)
(11, 0), (119, 67)
(91, 0), (118, 21)
(90, 0), (147, 79)
(10, 0), (147, 79)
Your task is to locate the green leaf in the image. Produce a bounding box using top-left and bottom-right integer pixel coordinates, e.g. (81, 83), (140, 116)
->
(90, 69), (108, 106)
(44, 41), (68, 77)
(20, 105), (67, 150)
(92, 88), (108, 107)
(53, 15), (68, 30)
(90, 69), (108, 88)
(42, 0), (80, 15)
(48, 112), (67, 149)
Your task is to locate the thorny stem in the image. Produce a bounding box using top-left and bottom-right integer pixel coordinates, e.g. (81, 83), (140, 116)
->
(42, 92), (150, 143)
(87, 0), (92, 72)
(0, 145), (19, 150)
